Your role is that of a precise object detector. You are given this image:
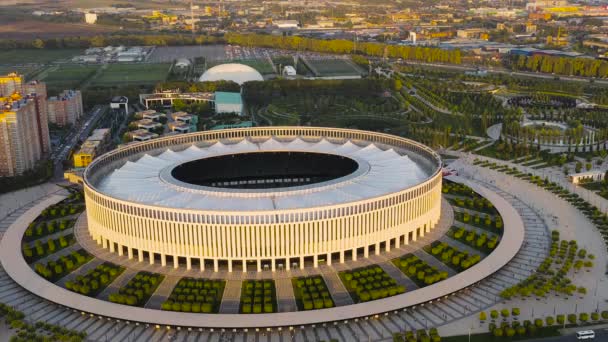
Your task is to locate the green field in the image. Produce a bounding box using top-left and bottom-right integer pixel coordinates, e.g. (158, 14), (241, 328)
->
(91, 63), (171, 86)
(40, 64), (99, 94)
(304, 59), (365, 77)
(0, 65), (43, 79)
(0, 49), (83, 64)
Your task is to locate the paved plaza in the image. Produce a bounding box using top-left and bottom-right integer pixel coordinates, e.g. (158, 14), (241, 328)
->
(2, 161), (597, 340)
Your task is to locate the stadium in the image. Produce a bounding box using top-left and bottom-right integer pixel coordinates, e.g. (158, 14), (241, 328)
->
(83, 127), (443, 272)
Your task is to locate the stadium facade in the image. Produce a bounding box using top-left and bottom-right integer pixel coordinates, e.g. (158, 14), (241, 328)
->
(83, 127), (442, 272)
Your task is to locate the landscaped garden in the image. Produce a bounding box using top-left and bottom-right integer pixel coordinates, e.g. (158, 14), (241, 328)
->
(65, 263), (124, 297)
(447, 226), (500, 254)
(108, 271), (164, 307)
(33, 249), (92, 283)
(427, 241), (481, 272)
(22, 234), (76, 263)
(161, 278), (226, 313)
(500, 231), (592, 300)
(239, 279), (277, 313)
(338, 265), (405, 303)
(291, 275), (334, 310)
(392, 254), (448, 288)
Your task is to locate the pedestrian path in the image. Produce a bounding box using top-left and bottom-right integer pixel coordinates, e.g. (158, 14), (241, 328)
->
(145, 275), (180, 309)
(219, 280), (242, 313)
(275, 278), (297, 312)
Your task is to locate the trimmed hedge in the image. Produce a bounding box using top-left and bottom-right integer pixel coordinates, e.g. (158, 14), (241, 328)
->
(33, 249), (92, 282)
(162, 277), (225, 313)
(425, 241), (481, 272)
(240, 280), (277, 313)
(393, 254), (448, 288)
(292, 275), (334, 310)
(22, 234), (76, 263)
(339, 265), (404, 303)
(65, 262), (124, 297)
(109, 271), (164, 307)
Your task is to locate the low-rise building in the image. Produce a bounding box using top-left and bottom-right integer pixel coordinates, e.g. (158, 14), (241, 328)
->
(110, 96), (129, 116)
(72, 128), (111, 168)
(569, 170), (606, 184)
(139, 90), (214, 109)
(129, 129), (159, 142)
(84, 12), (97, 24)
(214, 92), (243, 115)
(168, 121), (191, 133)
(135, 119), (162, 132)
(73, 140), (99, 168)
(47, 90), (83, 126)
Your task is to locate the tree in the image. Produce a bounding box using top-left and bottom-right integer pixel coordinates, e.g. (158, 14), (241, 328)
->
(479, 311), (487, 321)
(32, 39), (44, 49)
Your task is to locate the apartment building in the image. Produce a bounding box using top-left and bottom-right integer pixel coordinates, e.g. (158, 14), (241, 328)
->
(0, 95), (45, 177)
(47, 90), (83, 126)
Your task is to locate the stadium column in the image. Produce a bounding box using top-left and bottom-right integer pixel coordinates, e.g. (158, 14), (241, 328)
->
(375, 242), (380, 255)
(385, 239), (391, 253)
(150, 252), (155, 265)
(340, 251), (344, 263)
(161, 254), (166, 267)
(352, 248), (357, 261)
(214, 259), (219, 272)
(228, 260), (233, 272)
(271, 259), (275, 272)
(242, 260), (247, 272)
(313, 255), (318, 268)
(327, 253), (331, 266)
(173, 256), (179, 268)
(363, 245), (369, 258)
(138, 250), (144, 262)
(299, 256), (304, 270)
(128, 248), (133, 260)
(200, 259), (205, 271)
(117, 244), (123, 256)
(187, 257), (192, 270)
(257, 259), (262, 272)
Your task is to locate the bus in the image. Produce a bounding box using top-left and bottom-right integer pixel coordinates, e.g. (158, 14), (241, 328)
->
(576, 330), (595, 340)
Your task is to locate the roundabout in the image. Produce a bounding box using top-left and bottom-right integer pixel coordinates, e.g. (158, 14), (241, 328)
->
(0, 128), (527, 332)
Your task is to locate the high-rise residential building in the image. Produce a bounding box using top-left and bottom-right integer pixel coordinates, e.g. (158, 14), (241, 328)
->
(0, 73), (22, 97)
(47, 90), (83, 127)
(0, 94), (45, 177)
(0, 73), (51, 177)
(21, 80), (51, 154)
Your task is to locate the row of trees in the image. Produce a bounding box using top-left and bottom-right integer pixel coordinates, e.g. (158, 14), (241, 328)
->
(225, 33), (462, 64)
(510, 54), (608, 78)
(0, 34), (223, 50)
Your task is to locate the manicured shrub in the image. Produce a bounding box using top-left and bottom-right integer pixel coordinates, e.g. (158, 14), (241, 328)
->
(479, 312), (486, 321)
(490, 310), (498, 319)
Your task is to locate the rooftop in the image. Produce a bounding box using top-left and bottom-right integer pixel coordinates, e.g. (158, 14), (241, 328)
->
(215, 92), (242, 105)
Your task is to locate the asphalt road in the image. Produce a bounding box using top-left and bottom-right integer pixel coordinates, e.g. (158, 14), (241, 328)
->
(50, 104), (106, 179)
(522, 329), (608, 341)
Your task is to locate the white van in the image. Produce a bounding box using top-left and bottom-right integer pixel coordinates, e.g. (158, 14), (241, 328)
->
(576, 330), (595, 340)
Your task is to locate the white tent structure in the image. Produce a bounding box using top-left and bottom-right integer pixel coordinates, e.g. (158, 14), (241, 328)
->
(199, 63), (264, 85)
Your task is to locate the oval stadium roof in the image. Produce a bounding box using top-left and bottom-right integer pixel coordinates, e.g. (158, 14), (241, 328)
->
(199, 63), (264, 85)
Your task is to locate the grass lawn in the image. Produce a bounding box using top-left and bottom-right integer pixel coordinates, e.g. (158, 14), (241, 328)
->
(41, 64), (99, 94)
(92, 63), (170, 86)
(0, 49), (83, 64)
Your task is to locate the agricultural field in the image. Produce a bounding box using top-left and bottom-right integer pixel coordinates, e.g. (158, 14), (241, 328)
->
(40, 64), (99, 95)
(91, 63), (171, 87)
(303, 58), (365, 77)
(0, 49), (83, 64)
(208, 58), (275, 75)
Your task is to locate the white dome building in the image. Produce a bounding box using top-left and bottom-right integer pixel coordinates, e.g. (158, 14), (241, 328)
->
(199, 63), (264, 85)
